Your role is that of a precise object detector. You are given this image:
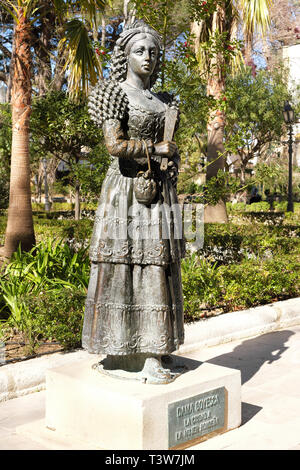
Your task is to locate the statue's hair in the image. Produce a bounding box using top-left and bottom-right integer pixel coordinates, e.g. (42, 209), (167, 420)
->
(89, 21), (166, 127)
(109, 20), (162, 88)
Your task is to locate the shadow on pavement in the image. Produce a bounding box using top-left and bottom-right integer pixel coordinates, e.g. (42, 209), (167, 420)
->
(241, 402), (262, 425)
(207, 330), (295, 384)
(206, 330), (295, 426)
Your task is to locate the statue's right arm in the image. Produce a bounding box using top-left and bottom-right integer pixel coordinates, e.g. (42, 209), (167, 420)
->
(103, 119), (151, 164)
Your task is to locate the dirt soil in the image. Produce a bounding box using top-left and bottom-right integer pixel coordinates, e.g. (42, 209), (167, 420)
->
(0, 332), (64, 365)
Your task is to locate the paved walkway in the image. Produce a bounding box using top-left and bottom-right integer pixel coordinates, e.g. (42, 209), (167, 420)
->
(1, 324), (300, 450)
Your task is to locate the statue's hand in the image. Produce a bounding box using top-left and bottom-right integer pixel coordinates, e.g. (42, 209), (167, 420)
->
(153, 141), (178, 157)
(136, 156), (148, 166)
(167, 160), (179, 186)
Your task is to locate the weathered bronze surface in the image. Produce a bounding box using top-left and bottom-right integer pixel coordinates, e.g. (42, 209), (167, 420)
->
(82, 20), (185, 384)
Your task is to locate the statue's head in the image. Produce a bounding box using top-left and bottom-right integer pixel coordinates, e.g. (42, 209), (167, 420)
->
(110, 20), (162, 87)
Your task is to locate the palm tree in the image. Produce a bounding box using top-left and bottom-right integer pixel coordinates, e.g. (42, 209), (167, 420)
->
(0, 2), (36, 259)
(191, 0), (273, 222)
(0, 0), (106, 258)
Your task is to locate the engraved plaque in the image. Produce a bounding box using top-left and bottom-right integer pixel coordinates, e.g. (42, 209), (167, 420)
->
(168, 387), (226, 449)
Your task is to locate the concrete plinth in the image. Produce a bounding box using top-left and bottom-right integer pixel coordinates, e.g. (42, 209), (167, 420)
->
(44, 355), (241, 450)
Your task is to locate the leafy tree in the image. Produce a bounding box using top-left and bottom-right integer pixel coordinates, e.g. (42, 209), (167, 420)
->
(133, 0), (190, 86)
(224, 66), (292, 183)
(252, 161), (287, 197)
(190, 0), (274, 221)
(31, 90), (110, 219)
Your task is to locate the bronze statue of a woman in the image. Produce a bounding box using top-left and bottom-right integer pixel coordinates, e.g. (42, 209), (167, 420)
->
(82, 20), (185, 384)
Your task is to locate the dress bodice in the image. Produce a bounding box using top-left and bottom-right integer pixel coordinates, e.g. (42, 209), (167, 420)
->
(126, 101), (165, 143)
(88, 78), (179, 144)
(120, 83), (168, 144)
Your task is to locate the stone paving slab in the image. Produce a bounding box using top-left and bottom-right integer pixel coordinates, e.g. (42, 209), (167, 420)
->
(1, 324), (300, 450)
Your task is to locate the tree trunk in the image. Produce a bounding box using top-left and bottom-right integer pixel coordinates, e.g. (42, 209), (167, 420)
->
(240, 164), (246, 185)
(74, 181), (81, 221)
(204, 105), (228, 223)
(196, 3), (229, 223)
(5, 23), (16, 103)
(52, 55), (66, 91)
(1, 9), (35, 258)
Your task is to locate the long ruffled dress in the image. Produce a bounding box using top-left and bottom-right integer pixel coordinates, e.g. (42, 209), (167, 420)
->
(82, 82), (185, 357)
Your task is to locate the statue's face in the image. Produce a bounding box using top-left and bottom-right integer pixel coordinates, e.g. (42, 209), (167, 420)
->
(127, 34), (158, 79)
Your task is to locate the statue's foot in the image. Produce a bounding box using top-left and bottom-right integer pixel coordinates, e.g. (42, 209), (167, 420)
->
(92, 354), (186, 384)
(139, 356), (178, 384)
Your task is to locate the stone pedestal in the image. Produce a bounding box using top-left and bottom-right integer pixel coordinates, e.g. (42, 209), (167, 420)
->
(44, 354), (241, 450)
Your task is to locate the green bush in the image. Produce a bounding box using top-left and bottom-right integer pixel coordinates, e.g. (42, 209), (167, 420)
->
(228, 200), (300, 215)
(182, 219), (300, 320)
(274, 201), (288, 212)
(22, 287), (85, 350)
(0, 176), (9, 209)
(182, 254), (222, 320)
(0, 240), (90, 353)
(60, 219), (94, 244)
(218, 256), (300, 312)
(0, 215), (7, 244)
(32, 201), (98, 212)
(33, 218), (93, 244)
(182, 254), (300, 321)
(245, 202), (270, 212)
(226, 202), (247, 213)
(198, 223), (300, 263)
(199, 224), (245, 264)
(51, 202), (73, 211)
(0, 239), (90, 287)
(32, 202), (74, 212)
(1, 215), (94, 250)
(32, 203), (47, 211)
(240, 211), (285, 225)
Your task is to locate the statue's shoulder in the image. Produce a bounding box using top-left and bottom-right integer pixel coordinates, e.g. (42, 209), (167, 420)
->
(88, 79), (129, 127)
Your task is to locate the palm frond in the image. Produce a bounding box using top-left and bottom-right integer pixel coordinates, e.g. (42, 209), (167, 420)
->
(77, 0), (106, 22)
(60, 18), (101, 98)
(1, 0), (19, 20)
(192, 0), (273, 76)
(51, 0), (106, 24)
(52, 0), (107, 97)
(241, 0), (273, 39)
(2, 0), (41, 20)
